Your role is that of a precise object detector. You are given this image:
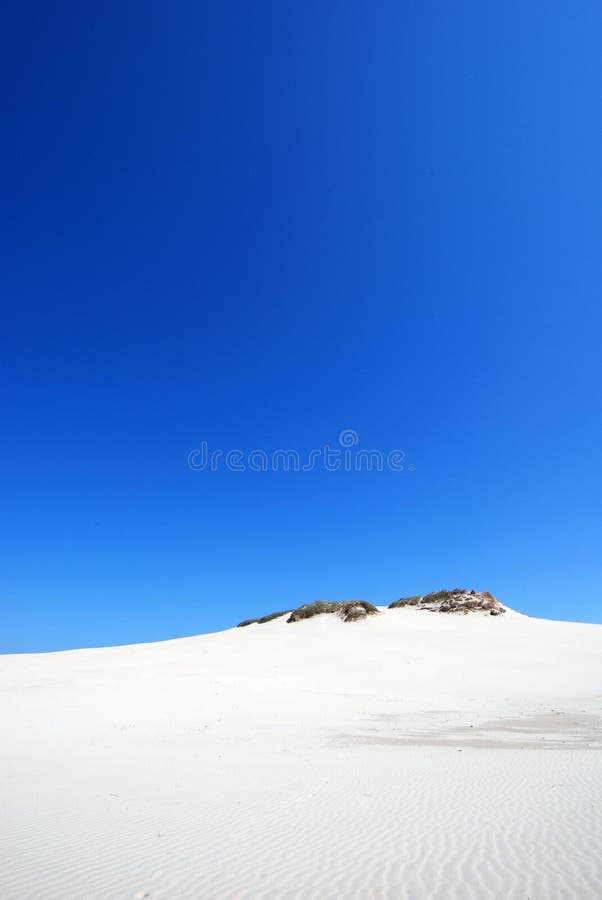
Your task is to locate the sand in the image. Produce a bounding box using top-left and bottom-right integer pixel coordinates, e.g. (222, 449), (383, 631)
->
(1, 606), (602, 898)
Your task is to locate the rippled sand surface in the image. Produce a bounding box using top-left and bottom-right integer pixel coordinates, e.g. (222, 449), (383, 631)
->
(2, 607), (601, 898)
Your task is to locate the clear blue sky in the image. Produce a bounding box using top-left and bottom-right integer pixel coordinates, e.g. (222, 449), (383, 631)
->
(2, 2), (602, 652)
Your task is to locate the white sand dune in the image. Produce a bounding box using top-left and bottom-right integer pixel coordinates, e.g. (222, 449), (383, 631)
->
(2, 605), (602, 898)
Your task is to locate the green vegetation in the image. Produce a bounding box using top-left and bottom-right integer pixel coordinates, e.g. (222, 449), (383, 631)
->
(257, 610), (291, 624)
(388, 588), (505, 616)
(422, 590), (455, 604)
(286, 601), (340, 621)
(389, 590), (469, 609)
(238, 589), (505, 626)
(237, 600), (379, 627)
(388, 595), (423, 609)
(236, 610), (290, 627)
(288, 600), (378, 623)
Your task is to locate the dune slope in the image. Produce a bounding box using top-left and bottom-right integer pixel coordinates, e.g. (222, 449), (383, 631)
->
(1, 606), (602, 898)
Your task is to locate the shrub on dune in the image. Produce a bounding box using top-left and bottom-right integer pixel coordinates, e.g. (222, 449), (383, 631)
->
(236, 610), (290, 627)
(388, 589), (505, 616)
(388, 595), (423, 608)
(237, 600), (379, 627)
(287, 600), (378, 623)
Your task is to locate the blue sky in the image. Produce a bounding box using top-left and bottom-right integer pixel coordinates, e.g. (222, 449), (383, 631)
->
(2, 2), (602, 651)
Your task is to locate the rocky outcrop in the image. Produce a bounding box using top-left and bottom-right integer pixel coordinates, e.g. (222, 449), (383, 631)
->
(388, 589), (505, 616)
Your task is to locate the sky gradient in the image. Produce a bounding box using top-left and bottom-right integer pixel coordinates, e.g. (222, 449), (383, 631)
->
(2, 2), (602, 651)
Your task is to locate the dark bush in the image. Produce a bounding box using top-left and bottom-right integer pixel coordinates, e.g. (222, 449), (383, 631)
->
(421, 590), (455, 605)
(236, 610), (290, 627)
(257, 610), (291, 624)
(388, 595), (423, 609)
(287, 601), (341, 622)
(287, 600), (378, 623)
(388, 588), (505, 616)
